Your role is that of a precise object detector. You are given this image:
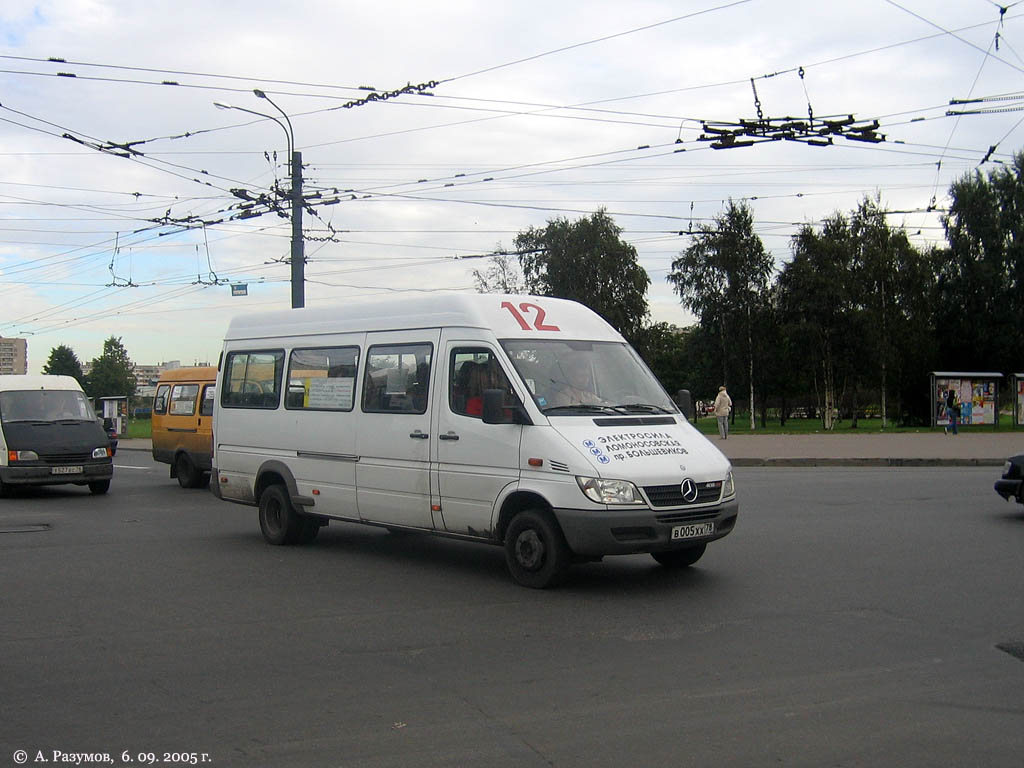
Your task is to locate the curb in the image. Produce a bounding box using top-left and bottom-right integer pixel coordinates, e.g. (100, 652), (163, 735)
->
(730, 457), (1005, 468)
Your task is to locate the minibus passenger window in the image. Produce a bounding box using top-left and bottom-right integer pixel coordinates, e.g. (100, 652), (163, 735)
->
(170, 384), (199, 416)
(286, 346), (359, 411)
(221, 351), (284, 409)
(200, 385), (216, 417)
(362, 343), (432, 414)
(153, 385), (169, 415)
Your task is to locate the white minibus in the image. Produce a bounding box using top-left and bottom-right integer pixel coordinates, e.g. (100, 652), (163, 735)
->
(212, 295), (738, 587)
(0, 375), (114, 495)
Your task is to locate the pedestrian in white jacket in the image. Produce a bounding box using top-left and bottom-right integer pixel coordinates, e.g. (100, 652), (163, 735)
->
(714, 386), (732, 440)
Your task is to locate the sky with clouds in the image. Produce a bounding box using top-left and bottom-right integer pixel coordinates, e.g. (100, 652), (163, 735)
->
(2, 0), (1022, 373)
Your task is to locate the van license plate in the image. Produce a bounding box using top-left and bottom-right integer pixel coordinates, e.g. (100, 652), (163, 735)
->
(51, 466), (83, 475)
(671, 522), (714, 540)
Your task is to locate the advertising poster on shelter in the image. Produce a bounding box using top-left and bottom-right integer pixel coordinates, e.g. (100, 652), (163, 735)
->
(970, 381), (996, 424)
(1018, 379), (1024, 426)
(935, 378), (996, 425)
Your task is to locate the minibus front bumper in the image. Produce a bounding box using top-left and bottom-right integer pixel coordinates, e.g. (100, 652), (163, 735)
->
(0, 460), (113, 486)
(553, 497), (739, 557)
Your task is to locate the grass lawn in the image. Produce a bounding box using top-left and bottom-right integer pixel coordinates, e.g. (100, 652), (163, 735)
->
(123, 419), (152, 439)
(690, 413), (1020, 435)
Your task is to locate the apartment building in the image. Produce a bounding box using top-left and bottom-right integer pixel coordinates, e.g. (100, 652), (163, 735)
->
(0, 336), (28, 375)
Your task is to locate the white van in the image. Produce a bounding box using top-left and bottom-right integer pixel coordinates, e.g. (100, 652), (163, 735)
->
(212, 295), (738, 587)
(0, 375), (114, 495)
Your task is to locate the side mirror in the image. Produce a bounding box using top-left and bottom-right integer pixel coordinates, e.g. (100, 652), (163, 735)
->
(676, 389), (693, 421)
(482, 388), (532, 425)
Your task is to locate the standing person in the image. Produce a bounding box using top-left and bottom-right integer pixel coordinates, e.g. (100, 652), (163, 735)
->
(944, 387), (960, 435)
(714, 385), (732, 440)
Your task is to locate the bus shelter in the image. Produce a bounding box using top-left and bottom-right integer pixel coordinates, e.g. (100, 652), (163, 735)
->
(1014, 374), (1024, 427)
(930, 372), (1003, 429)
(97, 395), (128, 436)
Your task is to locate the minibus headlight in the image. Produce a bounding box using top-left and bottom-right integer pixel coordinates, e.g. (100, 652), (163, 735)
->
(723, 469), (735, 498)
(576, 476), (641, 505)
(8, 450), (38, 462)
(92, 447), (111, 459)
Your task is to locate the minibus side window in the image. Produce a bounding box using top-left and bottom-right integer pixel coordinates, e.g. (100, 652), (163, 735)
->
(170, 384), (200, 416)
(449, 347), (516, 420)
(286, 346), (359, 411)
(200, 385), (216, 417)
(362, 343), (432, 414)
(221, 350), (285, 409)
(153, 385), (170, 415)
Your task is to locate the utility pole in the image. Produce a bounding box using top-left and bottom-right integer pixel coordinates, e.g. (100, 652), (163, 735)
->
(290, 150), (304, 308)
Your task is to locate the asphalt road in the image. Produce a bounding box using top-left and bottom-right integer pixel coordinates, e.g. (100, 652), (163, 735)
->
(1, 456), (1023, 767)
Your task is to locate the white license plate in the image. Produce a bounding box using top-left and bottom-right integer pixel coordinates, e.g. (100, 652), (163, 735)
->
(671, 522), (714, 540)
(51, 466), (83, 475)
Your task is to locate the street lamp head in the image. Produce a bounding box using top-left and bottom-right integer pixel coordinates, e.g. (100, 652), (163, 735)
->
(253, 88), (267, 99)
(213, 101), (233, 110)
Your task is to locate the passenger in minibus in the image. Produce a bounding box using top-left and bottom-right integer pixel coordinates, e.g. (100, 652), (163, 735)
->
(550, 352), (603, 407)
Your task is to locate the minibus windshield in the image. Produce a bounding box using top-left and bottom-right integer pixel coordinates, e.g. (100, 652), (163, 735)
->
(0, 390), (95, 424)
(501, 339), (678, 416)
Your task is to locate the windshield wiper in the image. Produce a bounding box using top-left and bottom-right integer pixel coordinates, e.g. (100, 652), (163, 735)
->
(608, 403), (674, 414)
(542, 404), (620, 414)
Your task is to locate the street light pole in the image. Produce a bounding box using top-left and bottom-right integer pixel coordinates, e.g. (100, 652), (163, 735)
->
(254, 89), (304, 309)
(214, 90), (305, 308)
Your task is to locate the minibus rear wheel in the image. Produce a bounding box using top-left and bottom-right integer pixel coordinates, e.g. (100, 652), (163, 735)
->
(504, 508), (570, 589)
(175, 454), (202, 489)
(651, 543), (706, 568)
(259, 484), (305, 545)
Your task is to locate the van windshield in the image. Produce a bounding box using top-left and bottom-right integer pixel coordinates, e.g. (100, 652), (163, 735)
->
(0, 390), (95, 423)
(500, 339), (678, 416)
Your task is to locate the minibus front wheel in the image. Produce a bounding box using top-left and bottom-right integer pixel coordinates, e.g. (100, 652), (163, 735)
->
(88, 480), (110, 495)
(504, 509), (570, 589)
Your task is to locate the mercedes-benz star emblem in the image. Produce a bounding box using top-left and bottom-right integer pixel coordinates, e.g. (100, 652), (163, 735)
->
(680, 478), (699, 503)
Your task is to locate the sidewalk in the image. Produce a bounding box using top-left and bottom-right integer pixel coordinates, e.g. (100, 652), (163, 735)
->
(117, 432), (1022, 467)
(713, 431), (1020, 467)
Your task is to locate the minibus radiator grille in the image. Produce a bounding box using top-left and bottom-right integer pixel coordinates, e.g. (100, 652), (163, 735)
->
(39, 452), (93, 464)
(644, 482), (722, 507)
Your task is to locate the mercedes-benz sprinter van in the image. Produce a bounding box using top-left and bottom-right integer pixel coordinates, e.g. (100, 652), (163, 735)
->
(212, 295), (738, 587)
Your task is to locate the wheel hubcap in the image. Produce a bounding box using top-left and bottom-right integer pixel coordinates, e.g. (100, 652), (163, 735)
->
(267, 500), (282, 531)
(515, 529), (545, 570)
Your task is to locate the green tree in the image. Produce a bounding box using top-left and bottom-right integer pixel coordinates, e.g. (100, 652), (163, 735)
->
(472, 252), (524, 294)
(514, 209), (650, 342)
(41, 344), (85, 385)
(777, 214), (858, 430)
(938, 153), (1024, 376)
(84, 337), (136, 399)
(631, 322), (696, 400)
(849, 196), (936, 426)
(667, 200), (773, 430)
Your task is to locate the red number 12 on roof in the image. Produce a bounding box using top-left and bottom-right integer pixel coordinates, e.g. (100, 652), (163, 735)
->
(501, 301), (561, 331)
